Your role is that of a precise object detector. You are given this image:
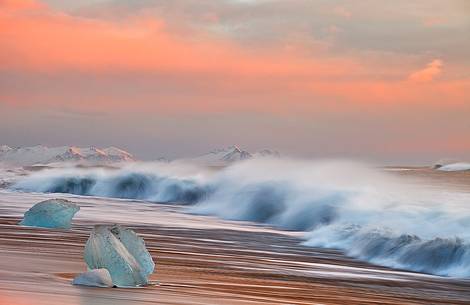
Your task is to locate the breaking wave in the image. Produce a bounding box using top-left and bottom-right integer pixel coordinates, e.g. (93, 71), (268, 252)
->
(11, 159), (470, 277)
(12, 163), (210, 204)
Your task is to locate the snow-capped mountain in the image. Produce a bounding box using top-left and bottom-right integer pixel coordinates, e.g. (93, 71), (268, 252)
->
(189, 146), (280, 165)
(0, 145), (135, 166)
(190, 146), (251, 164)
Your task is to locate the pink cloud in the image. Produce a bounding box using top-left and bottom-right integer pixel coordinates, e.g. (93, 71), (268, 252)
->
(407, 59), (443, 83)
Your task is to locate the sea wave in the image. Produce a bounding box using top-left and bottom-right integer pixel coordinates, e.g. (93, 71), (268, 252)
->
(12, 163), (210, 204)
(11, 159), (470, 277)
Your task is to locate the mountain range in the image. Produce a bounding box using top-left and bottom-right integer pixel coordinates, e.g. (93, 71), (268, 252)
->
(0, 145), (134, 166)
(0, 144), (280, 166)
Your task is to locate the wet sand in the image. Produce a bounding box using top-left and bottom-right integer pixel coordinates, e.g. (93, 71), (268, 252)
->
(1, 190), (470, 304)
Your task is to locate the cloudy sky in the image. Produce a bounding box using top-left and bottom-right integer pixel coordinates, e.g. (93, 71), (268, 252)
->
(1, 0), (469, 163)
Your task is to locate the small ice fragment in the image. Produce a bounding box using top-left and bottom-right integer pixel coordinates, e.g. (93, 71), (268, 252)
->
(84, 225), (155, 287)
(72, 269), (113, 288)
(20, 199), (80, 229)
(437, 162), (470, 172)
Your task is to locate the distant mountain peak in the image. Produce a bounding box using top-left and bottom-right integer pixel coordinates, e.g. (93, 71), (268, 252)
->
(0, 145), (135, 166)
(190, 145), (280, 165)
(230, 145), (242, 152)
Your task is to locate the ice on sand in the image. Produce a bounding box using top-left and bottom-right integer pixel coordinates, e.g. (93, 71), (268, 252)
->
(72, 269), (113, 288)
(20, 199), (80, 229)
(84, 225), (155, 287)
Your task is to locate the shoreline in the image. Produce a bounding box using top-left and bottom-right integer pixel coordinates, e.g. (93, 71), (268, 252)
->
(1, 191), (470, 304)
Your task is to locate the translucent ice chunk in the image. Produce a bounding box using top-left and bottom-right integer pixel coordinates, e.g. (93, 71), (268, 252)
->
(84, 225), (155, 287)
(20, 199), (80, 229)
(72, 269), (113, 288)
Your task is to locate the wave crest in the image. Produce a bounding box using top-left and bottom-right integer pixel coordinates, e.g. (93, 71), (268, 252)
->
(13, 164), (209, 204)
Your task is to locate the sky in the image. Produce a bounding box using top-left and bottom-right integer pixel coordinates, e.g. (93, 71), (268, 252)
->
(0, 0), (469, 164)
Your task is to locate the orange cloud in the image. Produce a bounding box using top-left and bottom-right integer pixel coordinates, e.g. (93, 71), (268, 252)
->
(407, 59), (443, 83)
(0, 0), (469, 117)
(0, 1), (356, 79)
(292, 66), (470, 110)
(0, 0), (43, 9)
